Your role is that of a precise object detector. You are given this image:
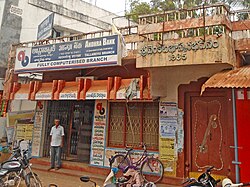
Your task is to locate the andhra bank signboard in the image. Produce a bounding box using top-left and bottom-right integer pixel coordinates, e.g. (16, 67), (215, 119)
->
(14, 35), (121, 73)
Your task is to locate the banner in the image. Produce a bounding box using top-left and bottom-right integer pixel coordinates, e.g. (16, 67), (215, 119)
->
(90, 100), (107, 166)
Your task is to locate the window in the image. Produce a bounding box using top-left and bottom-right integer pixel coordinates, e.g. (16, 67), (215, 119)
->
(108, 102), (159, 150)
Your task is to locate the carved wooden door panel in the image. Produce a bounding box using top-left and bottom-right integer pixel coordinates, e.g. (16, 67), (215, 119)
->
(190, 96), (231, 175)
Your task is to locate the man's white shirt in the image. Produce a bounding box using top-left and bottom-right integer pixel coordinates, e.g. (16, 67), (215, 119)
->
(50, 125), (65, 146)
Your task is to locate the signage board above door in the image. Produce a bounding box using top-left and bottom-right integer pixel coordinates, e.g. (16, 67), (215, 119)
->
(14, 35), (121, 73)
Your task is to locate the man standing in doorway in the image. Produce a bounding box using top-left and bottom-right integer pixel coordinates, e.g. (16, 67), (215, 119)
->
(48, 118), (65, 171)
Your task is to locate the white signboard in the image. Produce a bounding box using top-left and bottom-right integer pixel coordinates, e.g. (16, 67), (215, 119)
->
(35, 93), (52, 100)
(86, 92), (107, 100)
(15, 93), (29, 100)
(59, 92), (77, 100)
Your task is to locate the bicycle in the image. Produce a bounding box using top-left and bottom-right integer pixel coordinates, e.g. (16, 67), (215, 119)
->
(109, 143), (164, 184)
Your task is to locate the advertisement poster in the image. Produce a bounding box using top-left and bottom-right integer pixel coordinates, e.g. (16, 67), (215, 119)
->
(159, 137), (176, 174)
(90, 100), (107, 166)
(160, 102), (177, 117)
(160, 118), (177, 138)
(159, 102), (178, 176)
(16, 124), (34, 140)
(32, 110), (44, 157)
(159, 138), (175, 159)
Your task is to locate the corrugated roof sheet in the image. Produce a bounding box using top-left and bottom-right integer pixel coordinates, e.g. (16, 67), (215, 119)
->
(201, 66), (250, 94)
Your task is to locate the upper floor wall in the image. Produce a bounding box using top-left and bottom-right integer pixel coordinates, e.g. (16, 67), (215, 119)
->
(134, 4), (249, 68)
(8, 3), (250, 73)
(0, 0), (129, 70)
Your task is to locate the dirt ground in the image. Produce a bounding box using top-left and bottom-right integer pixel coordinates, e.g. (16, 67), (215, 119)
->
(33, 169), (181, 187)
(33, 169), (104, 187)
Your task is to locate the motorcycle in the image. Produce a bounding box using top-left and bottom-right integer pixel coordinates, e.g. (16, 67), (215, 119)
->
(0, 139), (42, 187)
(182, 166), (221, 187)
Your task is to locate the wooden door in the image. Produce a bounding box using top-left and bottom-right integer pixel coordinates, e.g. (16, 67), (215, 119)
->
(186, 94), (234, 177)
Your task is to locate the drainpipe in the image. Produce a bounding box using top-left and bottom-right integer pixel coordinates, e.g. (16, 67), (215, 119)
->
(231, 88), (240, 183)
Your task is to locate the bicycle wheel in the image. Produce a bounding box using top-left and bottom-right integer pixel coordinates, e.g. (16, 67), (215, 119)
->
(109, 154), (129, 177)
(140, 158), (164, 183)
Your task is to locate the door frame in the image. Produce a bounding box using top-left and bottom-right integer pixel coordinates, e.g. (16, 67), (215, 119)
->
(178, 77), (234, 178)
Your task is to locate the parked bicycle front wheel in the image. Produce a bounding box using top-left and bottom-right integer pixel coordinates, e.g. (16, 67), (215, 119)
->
(109, 154), (129, 177)
(140, 158), (164, 183)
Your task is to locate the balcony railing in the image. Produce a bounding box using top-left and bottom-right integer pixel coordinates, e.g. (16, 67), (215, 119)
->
(138, 3), (231, 24)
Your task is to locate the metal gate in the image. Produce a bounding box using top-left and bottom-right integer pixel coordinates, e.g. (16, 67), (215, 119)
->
(43, 100), (94, 162)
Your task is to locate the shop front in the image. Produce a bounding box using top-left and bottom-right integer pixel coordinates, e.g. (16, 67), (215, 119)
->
(43, 100), (94, 163)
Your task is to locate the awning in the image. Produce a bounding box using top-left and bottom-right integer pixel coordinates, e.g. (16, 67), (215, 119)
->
(81, 78), (113, 100)
(10, 82), (34, 100)
(33, 81), (58, 100)
(109, 75), (151, 100)
(56, 80), (83, 100)
(201, 66), (250, 94)
(116, 78), (140, 99)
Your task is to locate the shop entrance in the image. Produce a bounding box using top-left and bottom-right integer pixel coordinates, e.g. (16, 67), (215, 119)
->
(43, 100), (94, 163)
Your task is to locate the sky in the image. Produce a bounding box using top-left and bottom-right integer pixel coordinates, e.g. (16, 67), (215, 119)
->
(83, 0), (150, 16)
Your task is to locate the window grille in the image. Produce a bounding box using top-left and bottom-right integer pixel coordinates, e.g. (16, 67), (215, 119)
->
(108, 102), (159, 150)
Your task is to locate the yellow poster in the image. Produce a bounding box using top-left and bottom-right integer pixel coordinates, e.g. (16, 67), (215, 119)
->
(16, 124), (34, 140)
(159, 138), (175, 160)
(159, 138), (176, 175)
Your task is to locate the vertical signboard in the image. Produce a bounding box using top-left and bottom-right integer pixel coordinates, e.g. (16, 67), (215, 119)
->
(90, 100), (107, 166)
(37, 13), (54, 40)
(32, 102), (44, 157)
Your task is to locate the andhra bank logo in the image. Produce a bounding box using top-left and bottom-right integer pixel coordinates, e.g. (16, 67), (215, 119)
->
(16, 48), (31, 67)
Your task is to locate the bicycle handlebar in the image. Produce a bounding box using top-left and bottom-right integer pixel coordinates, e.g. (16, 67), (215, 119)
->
(125, 142), (147, 151)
